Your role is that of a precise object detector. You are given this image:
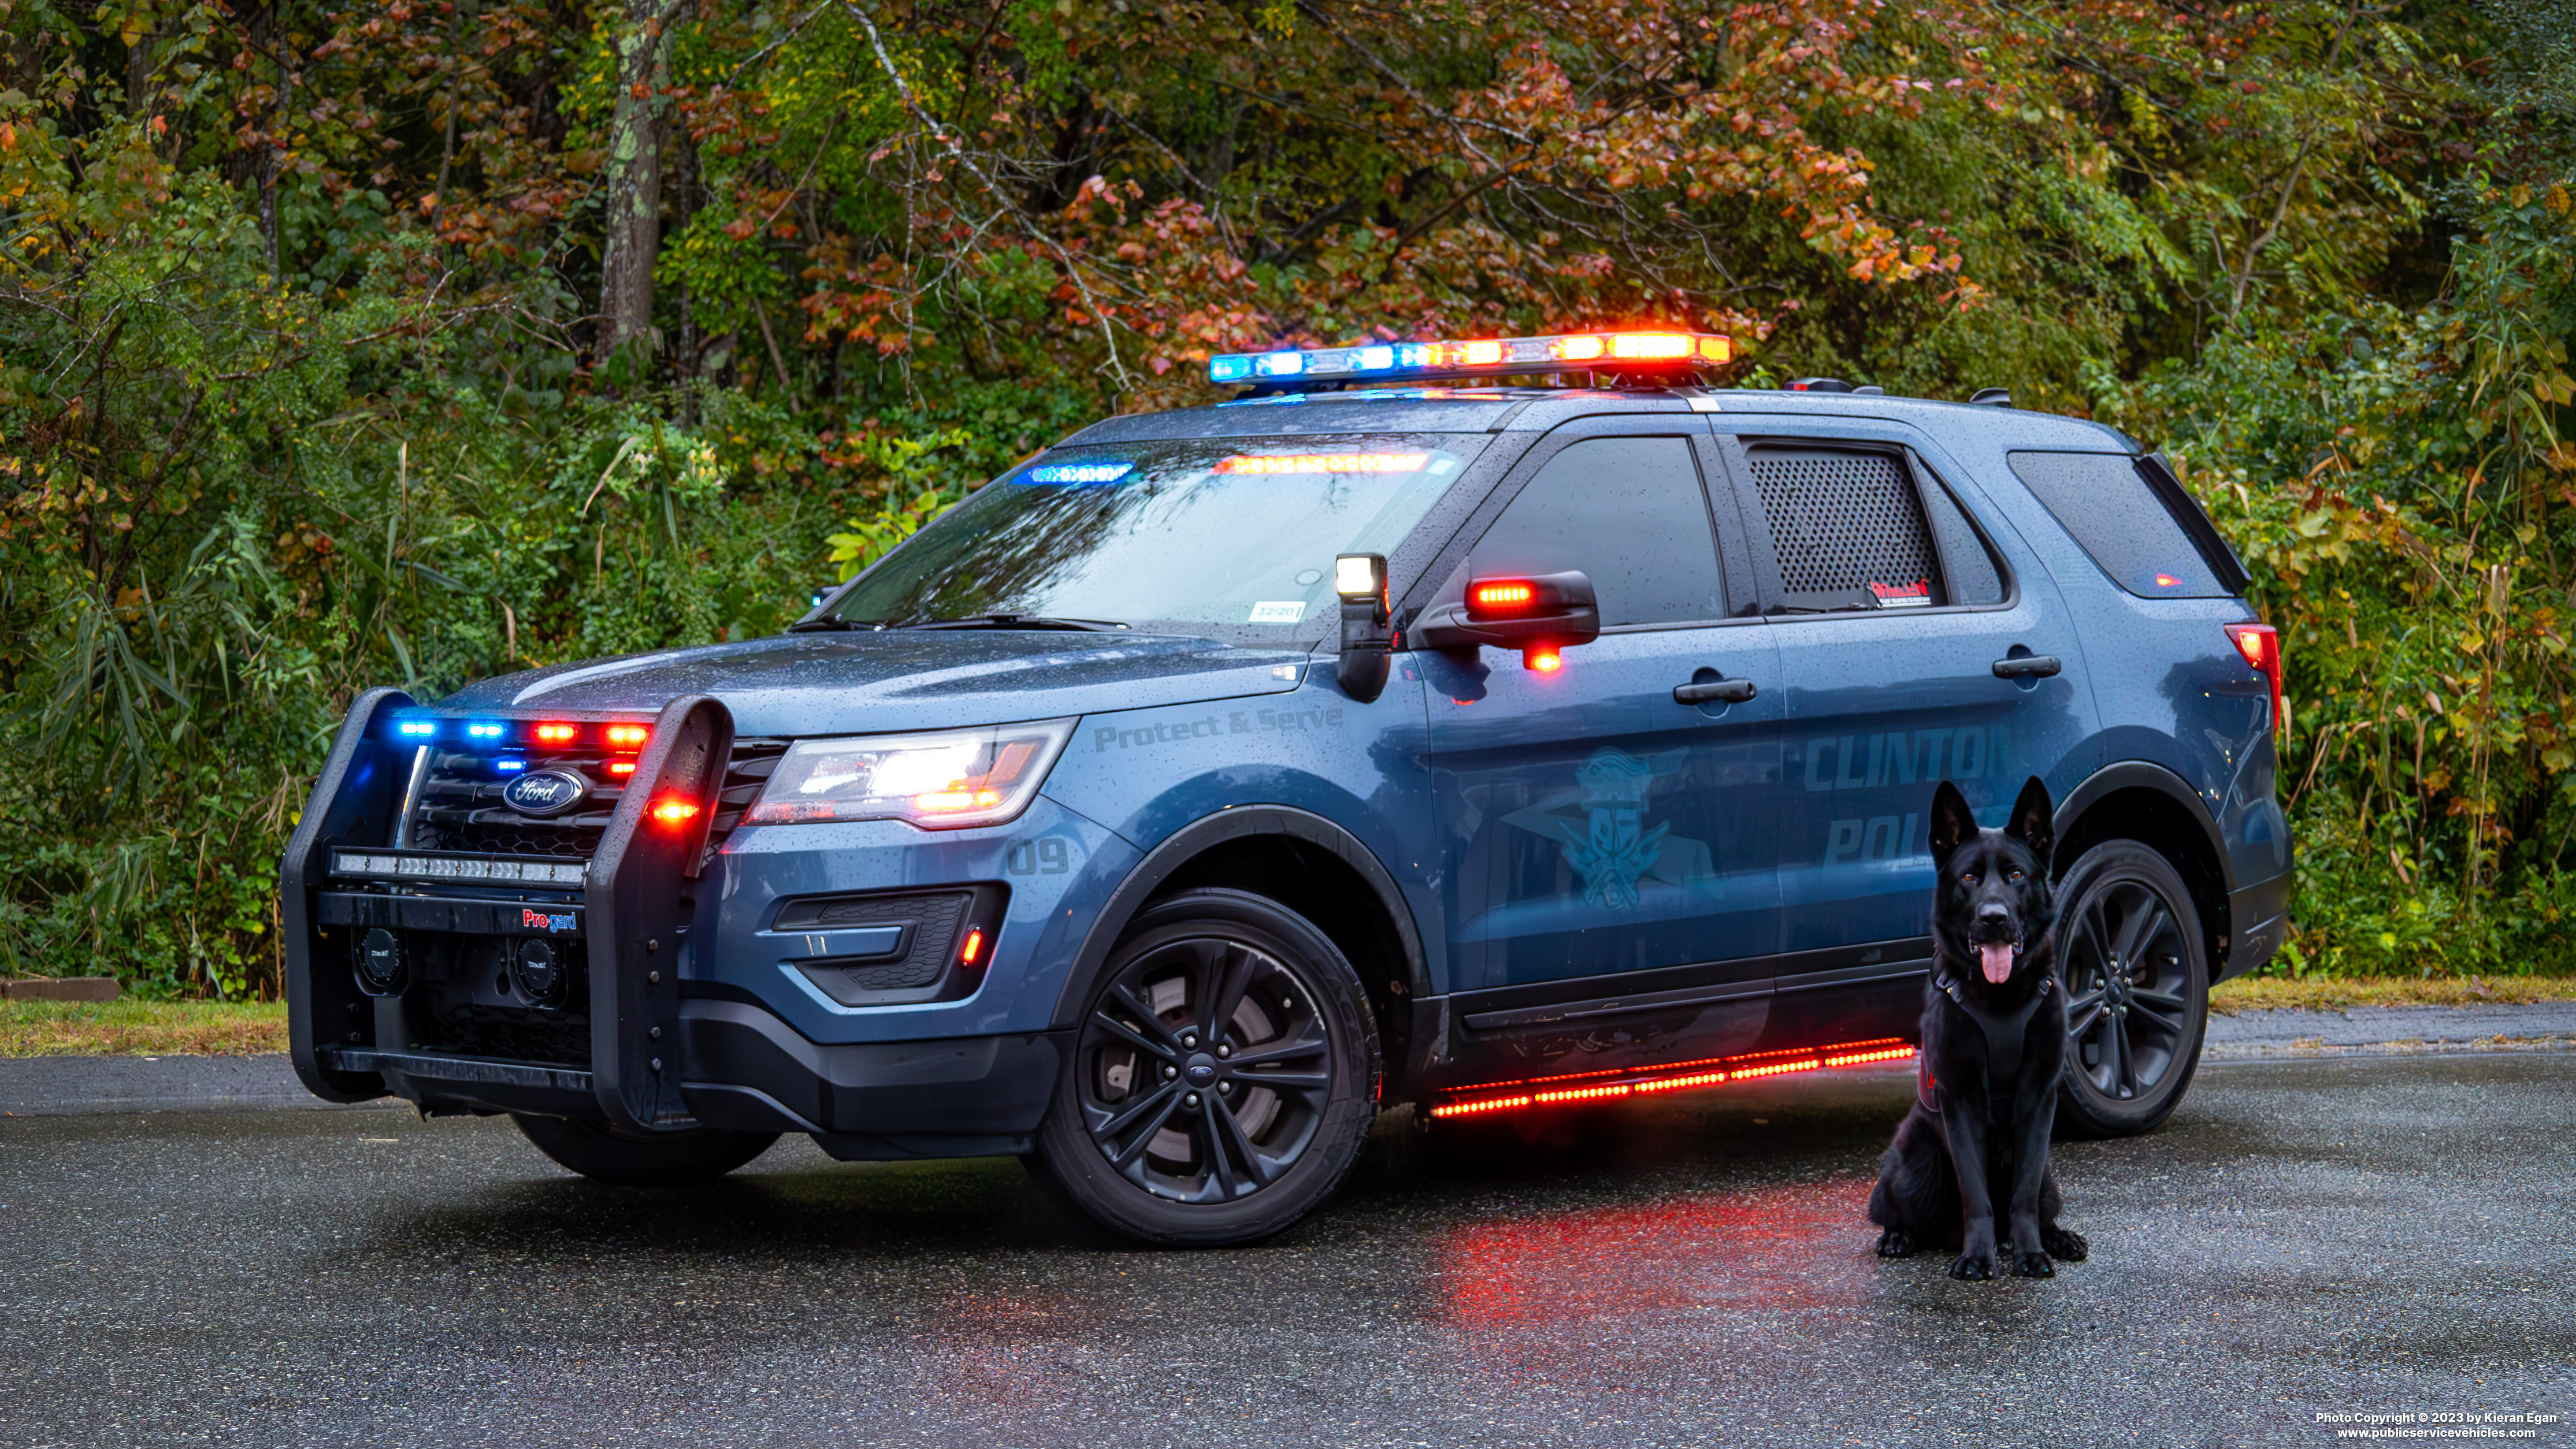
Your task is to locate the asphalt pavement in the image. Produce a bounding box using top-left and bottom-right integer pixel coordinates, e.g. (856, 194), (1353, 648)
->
(1, 1036), (2570, 1447)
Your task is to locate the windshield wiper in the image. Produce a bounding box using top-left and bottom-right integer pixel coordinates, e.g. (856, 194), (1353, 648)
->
(785, 617), (879, 633)
(892, 614), (1131, 633)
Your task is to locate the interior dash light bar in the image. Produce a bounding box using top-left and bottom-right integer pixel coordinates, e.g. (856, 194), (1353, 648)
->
(1430, 1037), (1911, 1119)
(1212, 330), (1732, 385)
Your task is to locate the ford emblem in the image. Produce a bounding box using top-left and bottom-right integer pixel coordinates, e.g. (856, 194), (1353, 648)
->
(502, 768), (590, 818)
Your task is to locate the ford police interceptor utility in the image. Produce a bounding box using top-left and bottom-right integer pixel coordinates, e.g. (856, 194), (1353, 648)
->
(282, 329), (2291, 1245)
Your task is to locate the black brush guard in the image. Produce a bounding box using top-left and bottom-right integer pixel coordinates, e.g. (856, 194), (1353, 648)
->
(283, 689), (734, 1135)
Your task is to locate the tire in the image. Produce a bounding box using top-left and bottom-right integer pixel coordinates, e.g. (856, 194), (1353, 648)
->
(1033, 888), (1382, 1246)
(2052, 839), (2210, 1138)
(511, 1113), (780, 1186)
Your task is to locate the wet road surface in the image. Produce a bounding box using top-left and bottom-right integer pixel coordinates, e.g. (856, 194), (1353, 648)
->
(3, 1053), (2570, 1447)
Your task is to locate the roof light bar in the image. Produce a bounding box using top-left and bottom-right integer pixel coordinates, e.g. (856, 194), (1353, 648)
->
(1211, 331), (1732, 386)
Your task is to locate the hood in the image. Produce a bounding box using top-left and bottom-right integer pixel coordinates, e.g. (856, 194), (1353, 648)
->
(433, 630), (1306, 737)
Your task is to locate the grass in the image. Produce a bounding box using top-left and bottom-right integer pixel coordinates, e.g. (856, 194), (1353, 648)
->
(1, 999), (289, 1057)
(1, 975), (2568, 1056)
(2210, 974), (2576, 1013)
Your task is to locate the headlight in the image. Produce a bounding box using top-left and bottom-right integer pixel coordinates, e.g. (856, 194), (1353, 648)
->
(743, 719), (1077, 830)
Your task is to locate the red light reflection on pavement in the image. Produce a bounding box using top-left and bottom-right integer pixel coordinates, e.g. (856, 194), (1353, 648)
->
(1435, 1177), (1878, 1345)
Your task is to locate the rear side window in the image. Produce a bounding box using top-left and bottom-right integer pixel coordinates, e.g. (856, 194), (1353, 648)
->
(1468, 436), (1725, 626)
(2007, 451), (2242, 598)
(1743, 445), (1948, 611)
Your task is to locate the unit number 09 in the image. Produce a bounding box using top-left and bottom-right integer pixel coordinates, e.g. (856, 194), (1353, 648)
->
(1005, 838), (1072, 875)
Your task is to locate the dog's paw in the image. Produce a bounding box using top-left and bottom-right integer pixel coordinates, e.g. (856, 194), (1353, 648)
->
(1946, 1251), (1995, 1281)
(1875, 1229), (1916, 1258)
(2011, 1249), (2055, 1279)
(2042, 1226), (2089, 1262)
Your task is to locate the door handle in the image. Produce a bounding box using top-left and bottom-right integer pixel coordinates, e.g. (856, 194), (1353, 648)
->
(1674, 678), (1757, 705)
(1991, 654), (2063, 679)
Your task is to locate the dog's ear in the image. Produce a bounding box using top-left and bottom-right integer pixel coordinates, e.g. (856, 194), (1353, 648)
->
(2007, 775), (2055, 872)
(1928, 781), (1978, 867)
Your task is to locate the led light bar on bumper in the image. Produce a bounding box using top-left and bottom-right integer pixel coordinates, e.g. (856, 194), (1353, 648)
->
(744, 719), (1077, 830)
(1210, 330), (1732, 385)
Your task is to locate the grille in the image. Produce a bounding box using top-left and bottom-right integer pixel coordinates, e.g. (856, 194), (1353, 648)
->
(1746, 447), (1943, 607)
(406, 736), (789, 865)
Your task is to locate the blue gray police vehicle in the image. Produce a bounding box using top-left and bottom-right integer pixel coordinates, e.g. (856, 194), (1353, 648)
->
(282, 328), (2292, 1244)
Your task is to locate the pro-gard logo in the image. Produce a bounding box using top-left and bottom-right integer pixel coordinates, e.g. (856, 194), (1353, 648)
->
(502, 768), (589, 817)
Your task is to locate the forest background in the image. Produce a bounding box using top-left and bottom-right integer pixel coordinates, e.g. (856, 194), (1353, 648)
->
(0, 0), (2570, 995)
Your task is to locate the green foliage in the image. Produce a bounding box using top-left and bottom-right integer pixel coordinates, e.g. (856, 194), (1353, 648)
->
(0, 0), (2569, 991)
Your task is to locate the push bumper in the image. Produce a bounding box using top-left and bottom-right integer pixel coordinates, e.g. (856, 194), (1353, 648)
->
(284, 690), (1061, 1150)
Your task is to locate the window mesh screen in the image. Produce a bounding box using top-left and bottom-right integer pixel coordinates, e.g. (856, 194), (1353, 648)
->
(1745, 448), (1942, 607)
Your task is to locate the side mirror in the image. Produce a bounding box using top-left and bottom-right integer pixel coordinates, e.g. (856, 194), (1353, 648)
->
(1333, 553), (1392, 703)
(1411, 571), (1602, 671)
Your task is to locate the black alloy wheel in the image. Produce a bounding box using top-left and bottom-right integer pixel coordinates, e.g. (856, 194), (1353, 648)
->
(1033, 888), (1381, 1246)
(511, 1113), (780, 1186)
(2053, 839), (2210, 1138)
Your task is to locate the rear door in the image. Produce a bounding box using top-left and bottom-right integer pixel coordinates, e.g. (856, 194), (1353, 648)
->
(1708, 420), (2096, 1043)
(1418, 414), (1785, 1076)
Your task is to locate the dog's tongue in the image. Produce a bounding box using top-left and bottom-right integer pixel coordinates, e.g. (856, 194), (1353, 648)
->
(1980, 942), (2014, 984)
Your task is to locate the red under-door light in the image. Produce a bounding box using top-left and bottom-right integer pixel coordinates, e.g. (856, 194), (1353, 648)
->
(1429, 1037), (1913, 1119)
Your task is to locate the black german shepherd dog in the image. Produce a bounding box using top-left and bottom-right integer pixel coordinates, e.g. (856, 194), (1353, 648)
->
(1867, 776), (2089, 1279)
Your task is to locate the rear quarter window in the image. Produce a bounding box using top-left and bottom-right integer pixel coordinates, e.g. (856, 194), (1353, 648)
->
(2005, 451), (2244, 599)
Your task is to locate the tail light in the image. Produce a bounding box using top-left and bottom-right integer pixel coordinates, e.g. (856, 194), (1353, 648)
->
(2225, 622), (2284, 734)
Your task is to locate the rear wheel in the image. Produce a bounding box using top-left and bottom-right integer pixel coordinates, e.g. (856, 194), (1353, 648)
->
(511, 1113), (779, 1186)
(2054, 839), (2209, 1138)
(1033, 888), (1381, 1246)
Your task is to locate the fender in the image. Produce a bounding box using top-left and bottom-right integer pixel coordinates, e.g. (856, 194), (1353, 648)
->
(1047, 804), (1430, 1030)
(2051, 759), (2231, 895)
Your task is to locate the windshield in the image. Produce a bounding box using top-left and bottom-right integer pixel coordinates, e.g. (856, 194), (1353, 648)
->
(821, 433), (1487, 644)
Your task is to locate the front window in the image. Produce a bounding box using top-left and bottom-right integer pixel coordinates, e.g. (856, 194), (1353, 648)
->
(821, 433), (1488, 644)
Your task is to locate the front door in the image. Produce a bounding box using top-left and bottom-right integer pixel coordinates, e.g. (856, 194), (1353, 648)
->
(1709, 422), (2096, 1042)
(1420, 417), (1784, 1078)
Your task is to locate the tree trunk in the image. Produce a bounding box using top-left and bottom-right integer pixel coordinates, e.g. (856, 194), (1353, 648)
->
(597, 0), (684, 361)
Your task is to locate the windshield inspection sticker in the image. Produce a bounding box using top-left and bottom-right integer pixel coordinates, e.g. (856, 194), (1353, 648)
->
(1248, 601), (1308, 623)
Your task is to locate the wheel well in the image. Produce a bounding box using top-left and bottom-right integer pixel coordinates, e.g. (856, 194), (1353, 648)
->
(1150, 835), (1414, 1072)
(2055, 787), (2231, 969)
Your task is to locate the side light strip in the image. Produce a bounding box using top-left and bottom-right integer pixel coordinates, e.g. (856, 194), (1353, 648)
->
(1430, 1094), (1532, 1119)
(1428, 1036), (1913, 1119)
(1534, 1083), (1632, 1105)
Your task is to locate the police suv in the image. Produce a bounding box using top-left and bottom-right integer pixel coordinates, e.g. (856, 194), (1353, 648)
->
(283, 330), (2291, 1244)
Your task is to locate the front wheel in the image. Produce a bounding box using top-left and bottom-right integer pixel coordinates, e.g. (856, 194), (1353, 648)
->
(1033, 888), (1382, 1246)
(511, 1113), (780, 1186)
(2053, 839), (2210, 1138)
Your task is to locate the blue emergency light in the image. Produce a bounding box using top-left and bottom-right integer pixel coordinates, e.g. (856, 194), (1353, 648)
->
(1209, 330), (1732, 386)
(1026, 462), (1136, 485)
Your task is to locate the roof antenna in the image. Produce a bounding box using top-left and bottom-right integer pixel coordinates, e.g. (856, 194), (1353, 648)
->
(1969, 388), (2013, 407)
